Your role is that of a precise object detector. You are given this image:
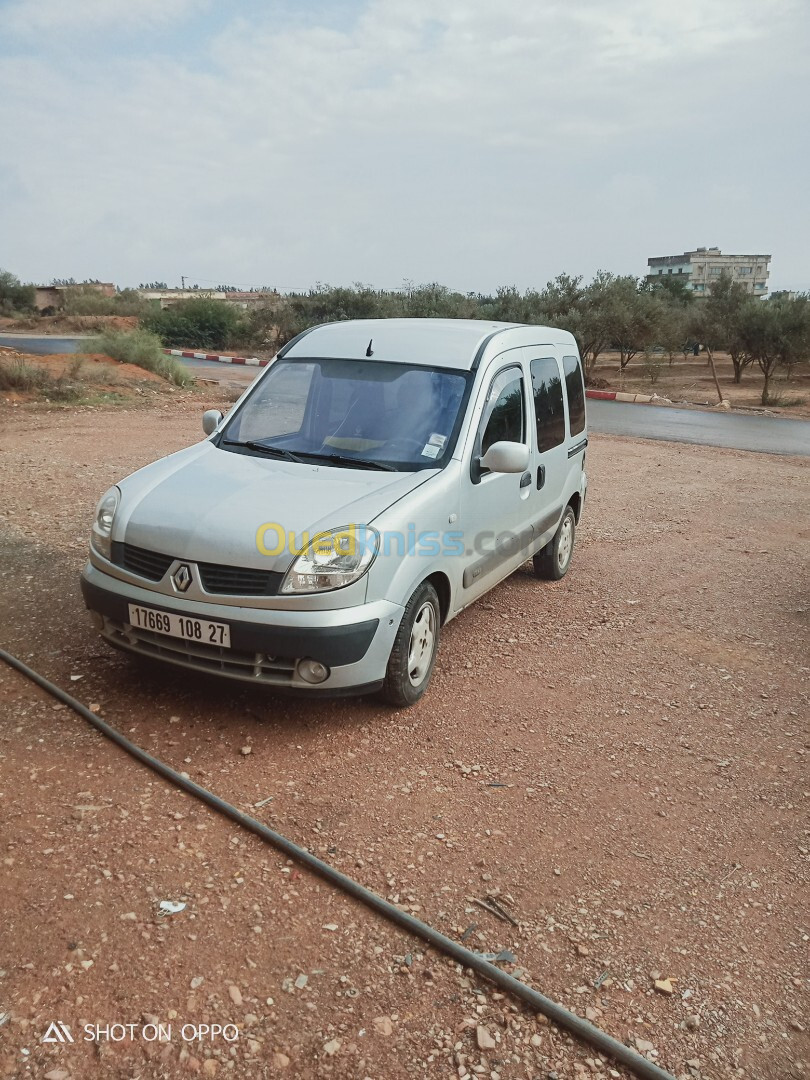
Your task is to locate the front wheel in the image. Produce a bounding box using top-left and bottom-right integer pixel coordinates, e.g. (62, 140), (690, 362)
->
(380, 581), (440, 707)
(533, 505), (576, 581)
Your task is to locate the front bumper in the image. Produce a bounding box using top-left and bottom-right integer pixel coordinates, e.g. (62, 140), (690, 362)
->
(80, 562), (403, 692)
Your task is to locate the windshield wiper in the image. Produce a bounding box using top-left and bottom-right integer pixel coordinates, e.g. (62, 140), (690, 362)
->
(302, 452), (397, 472)
(222, 439), (303, 463)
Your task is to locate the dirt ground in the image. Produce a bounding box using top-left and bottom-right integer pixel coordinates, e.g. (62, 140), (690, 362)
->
(0, 349), (191, 409)
(591, 352), (810, 418)
(0, 400), (807, 1080)
(0, 315), (139, 335)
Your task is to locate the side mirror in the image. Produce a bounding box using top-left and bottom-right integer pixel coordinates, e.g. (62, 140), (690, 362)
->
(202, 409), (224, 436)
(479, 441), (529, 474)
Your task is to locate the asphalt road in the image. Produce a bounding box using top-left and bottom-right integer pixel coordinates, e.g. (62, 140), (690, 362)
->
(3, 334), (808, 456)
(0, 332), (83, 354)
(587, 399), (809, 457)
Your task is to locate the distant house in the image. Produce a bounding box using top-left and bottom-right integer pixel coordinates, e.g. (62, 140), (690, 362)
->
(34, 282), (116, 312)
(137, 288), (280, 311)
(646, 247), (770, 297)
(34, 286), (63, 311)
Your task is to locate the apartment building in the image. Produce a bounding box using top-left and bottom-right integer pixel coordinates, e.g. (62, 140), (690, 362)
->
(646, 247), (770, 297)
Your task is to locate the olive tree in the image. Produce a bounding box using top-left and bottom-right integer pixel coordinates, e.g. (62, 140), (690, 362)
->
(705, 275), (754, 383)
(603, 276), (661, 369)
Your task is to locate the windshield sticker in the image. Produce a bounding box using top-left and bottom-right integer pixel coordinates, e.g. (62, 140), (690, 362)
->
(421, 443), (441, 459)
(427, 433), (447, 448)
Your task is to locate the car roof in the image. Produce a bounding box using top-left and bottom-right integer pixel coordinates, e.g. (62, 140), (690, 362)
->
(280, 318), (577, 371)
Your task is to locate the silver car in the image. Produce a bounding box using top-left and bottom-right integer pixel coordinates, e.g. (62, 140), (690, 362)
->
(81, 319), (587, 706)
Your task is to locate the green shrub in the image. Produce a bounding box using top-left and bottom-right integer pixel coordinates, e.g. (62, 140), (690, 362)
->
(82, 328), (193, 387)
(143, 298), (247, 350)
(62, 286), (150, 317)
(0, 269), (36, 316)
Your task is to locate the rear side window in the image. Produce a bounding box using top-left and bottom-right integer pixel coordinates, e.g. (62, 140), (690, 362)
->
(481, 369), (525, 455)
(530, 357), (565, 453)
(563, 355), (586, 436)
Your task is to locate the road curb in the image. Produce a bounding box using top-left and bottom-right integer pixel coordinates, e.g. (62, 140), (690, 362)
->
(586, 390), (667, 405)
(163, 348), (269, 368)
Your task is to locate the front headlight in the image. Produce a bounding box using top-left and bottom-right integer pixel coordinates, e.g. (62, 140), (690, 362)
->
(90, 486), (120, 561)
(281, 525), (379, 594)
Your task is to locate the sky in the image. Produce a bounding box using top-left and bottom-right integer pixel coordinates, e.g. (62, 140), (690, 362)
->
(1, 0), (808, 294)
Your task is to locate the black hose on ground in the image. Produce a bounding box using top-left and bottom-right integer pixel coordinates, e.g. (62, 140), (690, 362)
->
(0, 646), (676, 1080)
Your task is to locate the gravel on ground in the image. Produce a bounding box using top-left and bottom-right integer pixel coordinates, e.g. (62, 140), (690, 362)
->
(0, 400), (807, 1080)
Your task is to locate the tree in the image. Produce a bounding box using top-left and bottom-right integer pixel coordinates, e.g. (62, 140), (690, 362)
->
(737, 302), (781, 405)
(400, 282), (480, 319)
(768, 292), (810, 380)
(705, 274), (754, 383)
(0, 269), (36, 315)
(602, 276), (661, 369)
(653, 299), (688, 365)
(488, 284), (543, 323)
(688, 303), (727, 403)
(531, 273), (611, 381)
(537, 273), (585, 326)
(649, 275), (694, 307)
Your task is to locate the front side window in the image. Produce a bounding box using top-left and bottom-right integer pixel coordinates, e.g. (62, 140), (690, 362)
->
(530, 357), (565, 453)
(480, 368), (525, 456)
(221, 358), (469, 471)
(562, 355), (586, 436)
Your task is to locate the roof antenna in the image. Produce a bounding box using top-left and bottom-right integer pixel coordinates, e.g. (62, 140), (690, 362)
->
(365, 339), (374, 357)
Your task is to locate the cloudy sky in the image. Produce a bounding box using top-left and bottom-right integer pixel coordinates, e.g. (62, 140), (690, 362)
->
(1, 0), (808, 293)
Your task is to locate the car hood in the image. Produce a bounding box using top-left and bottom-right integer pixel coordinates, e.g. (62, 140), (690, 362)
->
(114, 441), (432, 572)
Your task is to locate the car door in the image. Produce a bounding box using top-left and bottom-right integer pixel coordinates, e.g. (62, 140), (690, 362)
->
(526, 350), (570, 551)
(456, 359), (533, 605)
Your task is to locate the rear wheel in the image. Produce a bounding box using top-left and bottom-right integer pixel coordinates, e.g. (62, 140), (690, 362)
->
(533, 505), (576, 581)
(380, 581), (440, 707)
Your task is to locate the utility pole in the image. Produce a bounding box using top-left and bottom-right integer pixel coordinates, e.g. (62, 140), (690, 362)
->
(181, 276), (186, 291)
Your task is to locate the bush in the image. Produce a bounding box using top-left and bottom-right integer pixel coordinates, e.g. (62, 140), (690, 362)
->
(143, 298), (247, 350)
(642, 348), (665, 384)
(62, 286), (150, 317)
(0, 357), (51, 391)
(0, 358), (84, 401)
(82, 328), (193, 387)
(0, 269), (36, 316)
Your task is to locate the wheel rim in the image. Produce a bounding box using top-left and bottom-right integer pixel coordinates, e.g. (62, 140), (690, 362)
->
(557, 516), (573, 570)
(407, 601), (436, 686)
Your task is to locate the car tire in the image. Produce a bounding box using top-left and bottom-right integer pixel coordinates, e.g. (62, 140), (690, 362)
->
(533, 505), (576, 581)
(380, 581), (441, 708)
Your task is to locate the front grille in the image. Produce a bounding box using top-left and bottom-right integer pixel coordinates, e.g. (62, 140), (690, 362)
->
(197, 561), (283, 596)
(102, 617), (297, 685)
(112, 542), (173, 582)
(112, 542), (282, 596)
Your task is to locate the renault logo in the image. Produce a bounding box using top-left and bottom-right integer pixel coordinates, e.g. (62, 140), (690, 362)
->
(172, 564), (192, 592)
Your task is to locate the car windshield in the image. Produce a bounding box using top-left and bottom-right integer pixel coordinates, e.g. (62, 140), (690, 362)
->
(221, 358), (470, 471)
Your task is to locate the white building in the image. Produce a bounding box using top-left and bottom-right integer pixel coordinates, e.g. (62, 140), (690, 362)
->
(646, 247), (770, 297)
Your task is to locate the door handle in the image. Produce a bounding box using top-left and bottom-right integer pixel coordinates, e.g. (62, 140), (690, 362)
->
(536, 465), (546, 490)
(520, 471), (531, 489)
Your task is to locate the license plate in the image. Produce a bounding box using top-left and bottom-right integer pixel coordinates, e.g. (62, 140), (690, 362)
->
(127, 604), (231, 648)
